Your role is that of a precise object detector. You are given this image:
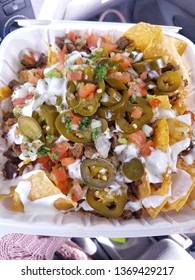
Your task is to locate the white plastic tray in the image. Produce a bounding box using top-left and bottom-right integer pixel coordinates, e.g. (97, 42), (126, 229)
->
(0, 22), (195, 237)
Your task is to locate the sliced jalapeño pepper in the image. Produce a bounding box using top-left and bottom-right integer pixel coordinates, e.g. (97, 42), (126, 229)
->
(115, 98), (153, 134)
(38, 104), (59, 136)
(55, 111), (91, 143)
(97, 90), (128, 121)
(122, 158), (144, 181)
(105, 76), (127, 90)
(157, 70), (182, 92)
(18, 116), (42, 140)
(86, 187), (127, 218)
(97, 58), (125, 72)
(66, 81), (102, 116)
(80, 159), (116, 189)
(133, 57), (165, 73)
(101, 87), (122, 107)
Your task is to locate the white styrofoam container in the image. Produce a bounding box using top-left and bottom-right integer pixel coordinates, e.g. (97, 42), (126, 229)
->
(0, 21), (195, 237)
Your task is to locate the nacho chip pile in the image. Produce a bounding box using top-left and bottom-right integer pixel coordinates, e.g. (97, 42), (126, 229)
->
(0, 22), (195, 221)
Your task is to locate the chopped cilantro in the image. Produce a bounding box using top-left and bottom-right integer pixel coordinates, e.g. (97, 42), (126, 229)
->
(95, 64), (109, 80)
(64, 116), (72, 132)
(37, 146), (51, 156)
(77, 39), (85, 46)
(51, 152), (59, 161)
(129, 94), (136, 104)
(78, 117), (90, 130)
(91, 128), (99, 140)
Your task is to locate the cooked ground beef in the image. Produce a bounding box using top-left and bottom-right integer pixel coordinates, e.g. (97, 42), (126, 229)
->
(120, 209), (133, 220)
(8, 79), (21, 91)
(133, 208), (143, 219)
(3, 160), (18, 179)
(1, 116), (16, 138)
(116, 36), (133, 49)
(55, 36), (65, 49)
(84, 143), (97, 159)
(69, 143), (84, 159)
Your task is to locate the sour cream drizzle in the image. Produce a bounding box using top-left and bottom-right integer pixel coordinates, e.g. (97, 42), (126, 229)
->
(168, 169), (192, 204)
(144, 149), (169, 183)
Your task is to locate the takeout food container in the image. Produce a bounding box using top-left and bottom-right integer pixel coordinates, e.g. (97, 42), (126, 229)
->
(0, 21), (195, 237)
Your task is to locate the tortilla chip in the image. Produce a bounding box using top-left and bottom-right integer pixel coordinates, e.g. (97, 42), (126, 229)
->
(11, 191), (24, 212)
(27, 171), (61, 201)
(153, 118), (169, 152)
(151, 169), (171, 196)
(136, 173), (151, 199)
(123, 22), (162, 51)
(0, 86), (12, 102)
(166, 36), (187, 56)
(145, 198), (168, 219)
(54, 197), (77, 211)
(167, 118), (192, 145)
(178, 159), (195, 208)
(0, 186), (15, 201)
(143, 31), (189, 81)
(163, 160), (195, 212)
(11, 171), (61, 212)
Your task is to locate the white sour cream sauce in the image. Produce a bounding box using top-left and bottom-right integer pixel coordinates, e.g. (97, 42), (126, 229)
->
(12, 82), (35, 99)
(114, 144), (139, 163)
(66, 159), (82, 180)
(65, 51), (82, 67)
(15, 180), (68, 213)
(183, 146), (195, 165)
(168, 169), (192, 204)
(125, 200), (142, 212)
(34, 77), (67, 109)
(169, 138), (191, 171)
(144, 149), (169, 183)
(7, 123), (23, 145)
(142, 185), (171, 208)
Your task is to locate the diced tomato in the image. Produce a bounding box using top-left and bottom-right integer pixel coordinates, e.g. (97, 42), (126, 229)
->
(127, 81), (147, 96)
(140, 140), (154, 157)
(87, 34), (98, 48)
(19, 69), (44, 85)
(111, 53), (131, 69)
(130, 106), (143, 119)
(148, 98), (161, 108)
(57, 180), (69, 194)
(61, 157), (76, 167)
(70, 179), (85, 202)
(58, 45), (67, 63)
(67, 32), (76, 42)
(50, 142), (69, 161)
(12, 93), (34, 107)
(71, 114), (82, 125)
(51, 165), (69, 194)
(110, 72), (130, 84)
(101, 42), (118, 54)
(36, 156), (54, 172)
(22, 51), (36, 66)
(67, 71), (83, 81)
(78, 83), (96, 99)
(140, 87), (148, 96)
(127, 130), (146, 149)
